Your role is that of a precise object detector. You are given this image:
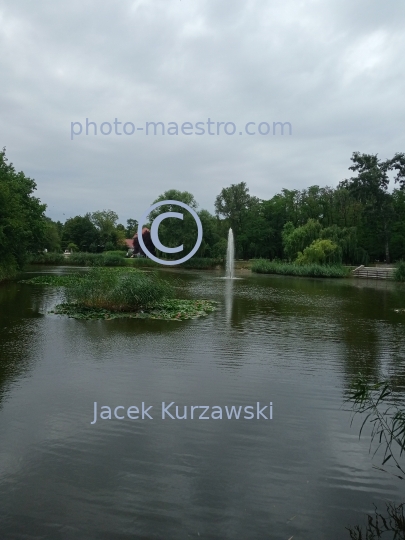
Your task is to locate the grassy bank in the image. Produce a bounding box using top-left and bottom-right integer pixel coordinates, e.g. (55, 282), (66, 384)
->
(21, 268), (217, 320)
(29, 252), (222, 270)
(251, 259), (350, 278)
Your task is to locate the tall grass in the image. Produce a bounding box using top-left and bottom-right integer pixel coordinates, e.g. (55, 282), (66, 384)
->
(180, 257), (222, 269)
(65, 268), (174, 311)
(28, 252), (221, 270)
(29, 252), (65, 264)
(104, 251), (127, 258)
(30, 252), (126, 267)
(251, 259), (350, 278)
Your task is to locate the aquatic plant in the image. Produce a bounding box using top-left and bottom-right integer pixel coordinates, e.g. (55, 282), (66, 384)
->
(51, 299), (218, 320)
(20, 274), (84, 287)
(345, 375), (405, 538)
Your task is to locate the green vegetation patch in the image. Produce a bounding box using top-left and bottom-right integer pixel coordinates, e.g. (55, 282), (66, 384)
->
(50, 299), (218, 321)
(20, 274), (84, 286)
(251, 259), (350, 278)
(21, 269), (217, 321)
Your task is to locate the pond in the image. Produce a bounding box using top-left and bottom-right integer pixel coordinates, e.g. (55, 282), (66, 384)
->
(0, 266), (404, 539)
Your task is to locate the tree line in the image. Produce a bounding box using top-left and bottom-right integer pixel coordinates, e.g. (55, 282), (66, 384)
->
(1, 148), (405, 279)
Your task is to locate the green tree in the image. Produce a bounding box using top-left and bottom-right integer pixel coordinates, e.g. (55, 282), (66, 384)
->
(196, 209), (222, 258)
(340, 152), (394, 263)
(282, 219), (322, 261)
(90, 210), (124, 249)
(0, 148), (47, 279)
(125, 219), (138, 238)
(214, 182), (257, 230)
(215, 182), (259, 257)
(148, 190), (199, 259)
(42, 217), (62, 252)
(295, 239), (340, 265)
(391, 189), (405, 261)
(62, 215), (100, 252)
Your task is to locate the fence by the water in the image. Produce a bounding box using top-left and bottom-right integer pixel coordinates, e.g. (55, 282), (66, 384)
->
(352, 265), (395, 280)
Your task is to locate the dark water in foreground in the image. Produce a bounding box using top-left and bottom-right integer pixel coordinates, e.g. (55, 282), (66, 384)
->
(0, 266), (404, 540)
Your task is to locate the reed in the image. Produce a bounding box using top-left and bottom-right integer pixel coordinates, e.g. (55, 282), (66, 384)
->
(64, 268), (174, 311)
(251, 259), (350, 278)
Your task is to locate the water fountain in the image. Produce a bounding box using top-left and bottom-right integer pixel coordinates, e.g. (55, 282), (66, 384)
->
(225, 228), (235, 279)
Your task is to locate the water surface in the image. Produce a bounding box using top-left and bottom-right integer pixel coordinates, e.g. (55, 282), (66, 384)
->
(0, 267), (404, 539)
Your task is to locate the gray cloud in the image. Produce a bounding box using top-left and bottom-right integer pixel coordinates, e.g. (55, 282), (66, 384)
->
(1, 0), (404, 223)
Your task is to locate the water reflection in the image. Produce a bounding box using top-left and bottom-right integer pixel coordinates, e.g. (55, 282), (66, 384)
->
(0, 281), (44, 407)
(224, 276), (234, 324)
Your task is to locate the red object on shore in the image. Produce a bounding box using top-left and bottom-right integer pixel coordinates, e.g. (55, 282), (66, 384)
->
(133, 228), (156, 256)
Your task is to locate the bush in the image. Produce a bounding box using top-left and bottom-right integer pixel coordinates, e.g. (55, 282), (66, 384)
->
(251, 259), (350, 278)
(65, 268), (174, 311)
(394, 261), (405, 282)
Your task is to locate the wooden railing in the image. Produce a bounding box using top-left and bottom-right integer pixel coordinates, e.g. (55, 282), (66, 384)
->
(352, 265), (395, 280)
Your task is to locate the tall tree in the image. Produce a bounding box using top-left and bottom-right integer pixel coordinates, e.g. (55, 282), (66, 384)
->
(215, 182), (254, 233)
(62, 215), (100, 252)
(340, 152), (393, 263)
(0, 148), (47, 278)
(125, 219), (138, 238)
(90, 210), (124, 249)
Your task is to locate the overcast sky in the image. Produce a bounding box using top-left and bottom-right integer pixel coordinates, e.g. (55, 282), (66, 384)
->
(1, 0), (404, 224)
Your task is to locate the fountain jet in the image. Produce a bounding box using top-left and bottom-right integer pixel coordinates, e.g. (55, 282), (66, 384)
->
(225, 228), (235, 279)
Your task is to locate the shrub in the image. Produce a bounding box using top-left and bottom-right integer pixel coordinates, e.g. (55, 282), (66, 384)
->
(394, 261), (405, 282)
(65, 268), (174, 311)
